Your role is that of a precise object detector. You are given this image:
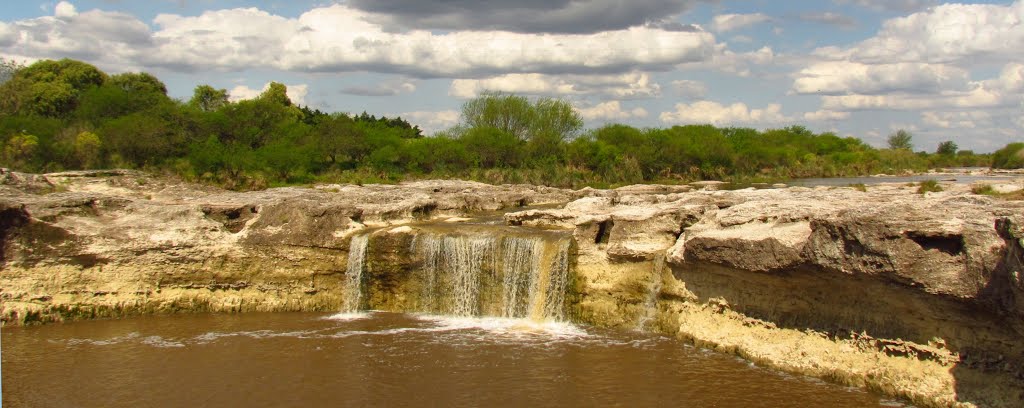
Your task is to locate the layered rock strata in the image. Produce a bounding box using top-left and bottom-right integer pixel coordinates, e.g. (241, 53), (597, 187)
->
(2, 168), (1023, 407)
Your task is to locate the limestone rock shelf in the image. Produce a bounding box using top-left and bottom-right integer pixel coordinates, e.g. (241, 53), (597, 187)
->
(2, 168), (1023, 407)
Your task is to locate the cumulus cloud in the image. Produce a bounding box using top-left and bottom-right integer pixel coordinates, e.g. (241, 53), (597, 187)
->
(710, 13), (772, 32)
(660, 101), (791, 126)
(347, 0), (707, 34)
(793, 3), (1024, 142)
(670, 79), (708, 99)
(577, 101), (649, 121)
(342, 79), (417, 96)
(792, 62), (970, 95)
(0, 3), (717, 78)
(814, 1), (1024, 65)
(449, 72), (661, 99)
(811, 61), (1024, 112)
(54, 1), (78, 19)
(228, 82), (309, 106)
(799, 12), (857, 28)
(397, 110), (461, 134)
(0, 5), (153, 71)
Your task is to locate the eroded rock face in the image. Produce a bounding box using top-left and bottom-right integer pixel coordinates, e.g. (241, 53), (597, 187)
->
(0, 170), (575, 324)
(4, 170), (1024, 407)
(507, 181), (1024, 407)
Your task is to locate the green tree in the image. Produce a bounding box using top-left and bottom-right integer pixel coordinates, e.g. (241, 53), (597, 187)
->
(110, 72), (168, 96)
(259, 82), (292, 106)
(887, 129), (913, 150)
(461, 92), (535, 141)
(992, 143), (1024, 169)
(73, 131), (103, 169)
(2, 133), (39, 170)
(936, 140), (958, 156)
(189, 85), (230, 112)
(315, 114), (367, 166)
(461, 126), (522, 168)
(99, 112), (174, 166)
(4, 59), (108, 117)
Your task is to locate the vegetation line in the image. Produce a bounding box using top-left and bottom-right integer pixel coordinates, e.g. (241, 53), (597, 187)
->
(2, 58), (1022, 190)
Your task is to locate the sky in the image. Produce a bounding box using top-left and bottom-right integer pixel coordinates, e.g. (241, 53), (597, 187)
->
(1, 0), (1022, 152)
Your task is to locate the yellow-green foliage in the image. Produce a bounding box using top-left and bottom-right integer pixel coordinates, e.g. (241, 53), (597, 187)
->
(916, 180), (943, 194)
(972, 184), (1024, 200)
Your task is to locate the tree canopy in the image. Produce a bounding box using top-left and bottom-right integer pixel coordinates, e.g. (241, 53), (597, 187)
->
(887, 129), (913, 150)
(0, 58), (1010, 190)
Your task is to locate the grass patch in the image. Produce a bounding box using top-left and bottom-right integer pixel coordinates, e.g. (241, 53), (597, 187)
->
(849, 183), (867, 192)
(916, 179), (943, 194)
(972, 184), (1024, 200)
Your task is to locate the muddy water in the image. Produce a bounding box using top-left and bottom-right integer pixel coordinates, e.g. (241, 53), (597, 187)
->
(2, 312), (905, 407)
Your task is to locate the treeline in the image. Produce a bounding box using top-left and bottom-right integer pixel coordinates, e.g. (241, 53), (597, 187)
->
(0, 58), (1010, 190)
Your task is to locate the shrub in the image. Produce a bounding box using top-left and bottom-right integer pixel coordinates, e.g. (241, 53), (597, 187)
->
(917, 179), (942, 194)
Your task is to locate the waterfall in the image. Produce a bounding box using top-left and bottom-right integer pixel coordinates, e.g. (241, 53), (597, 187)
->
(416, 235), (497, 317)
(636, 253), (665, 331)
(411, 232), (572, 321)
(342, 234), (369, 313)
(500, 237), (543, 318)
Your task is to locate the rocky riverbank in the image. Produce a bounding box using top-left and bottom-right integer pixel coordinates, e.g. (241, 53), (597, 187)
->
(2, 168), (1023, 407)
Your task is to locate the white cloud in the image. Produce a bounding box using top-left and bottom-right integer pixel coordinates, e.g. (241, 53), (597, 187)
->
(449, 72), (661, 99)
(54, 1), (78, 19)
(815, 1), (1024, 65)
(983, 63), (1024, 93)
(814, 62), (1024, 112)
(0, 4), (717, 78)
(228, 82), (309, 106)
(577, 101), (649, 121)
(710, 13), (771, 33)
(804, 110), (851, 122)
(819, 87), (1003, 111)
(0, 22), (15, 47)
(398, 110), (460, 134)
(921, 110), (992, 129)
(792, 61), (970, 95)
(670, 79), (708, 99)
(0, 6), (153, 72)
(0, 4), (718, 77)
(660, 101), (791, 126)
(679, 45), (775, 78)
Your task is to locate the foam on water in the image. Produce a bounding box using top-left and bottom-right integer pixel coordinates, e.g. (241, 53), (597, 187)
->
(324, 311), (374, 321)
(413, 314), (590, 340)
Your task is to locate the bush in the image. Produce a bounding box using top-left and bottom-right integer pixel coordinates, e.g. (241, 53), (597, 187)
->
(992, 143), (1024, 169)
(971, 184), (995, 195)
(917, 180), (943, 194)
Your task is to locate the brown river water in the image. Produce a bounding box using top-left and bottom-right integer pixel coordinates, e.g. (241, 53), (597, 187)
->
(1, 311), (906, 407)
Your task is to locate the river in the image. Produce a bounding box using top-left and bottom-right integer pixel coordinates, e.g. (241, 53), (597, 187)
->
(1, 311), (906, 407)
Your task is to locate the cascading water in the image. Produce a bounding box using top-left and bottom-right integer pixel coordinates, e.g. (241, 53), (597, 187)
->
(407, 231), (573, 321)
(341, 234), (369, 313)
(416, 234), (497, 317)
(635, 253), (665, 331)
